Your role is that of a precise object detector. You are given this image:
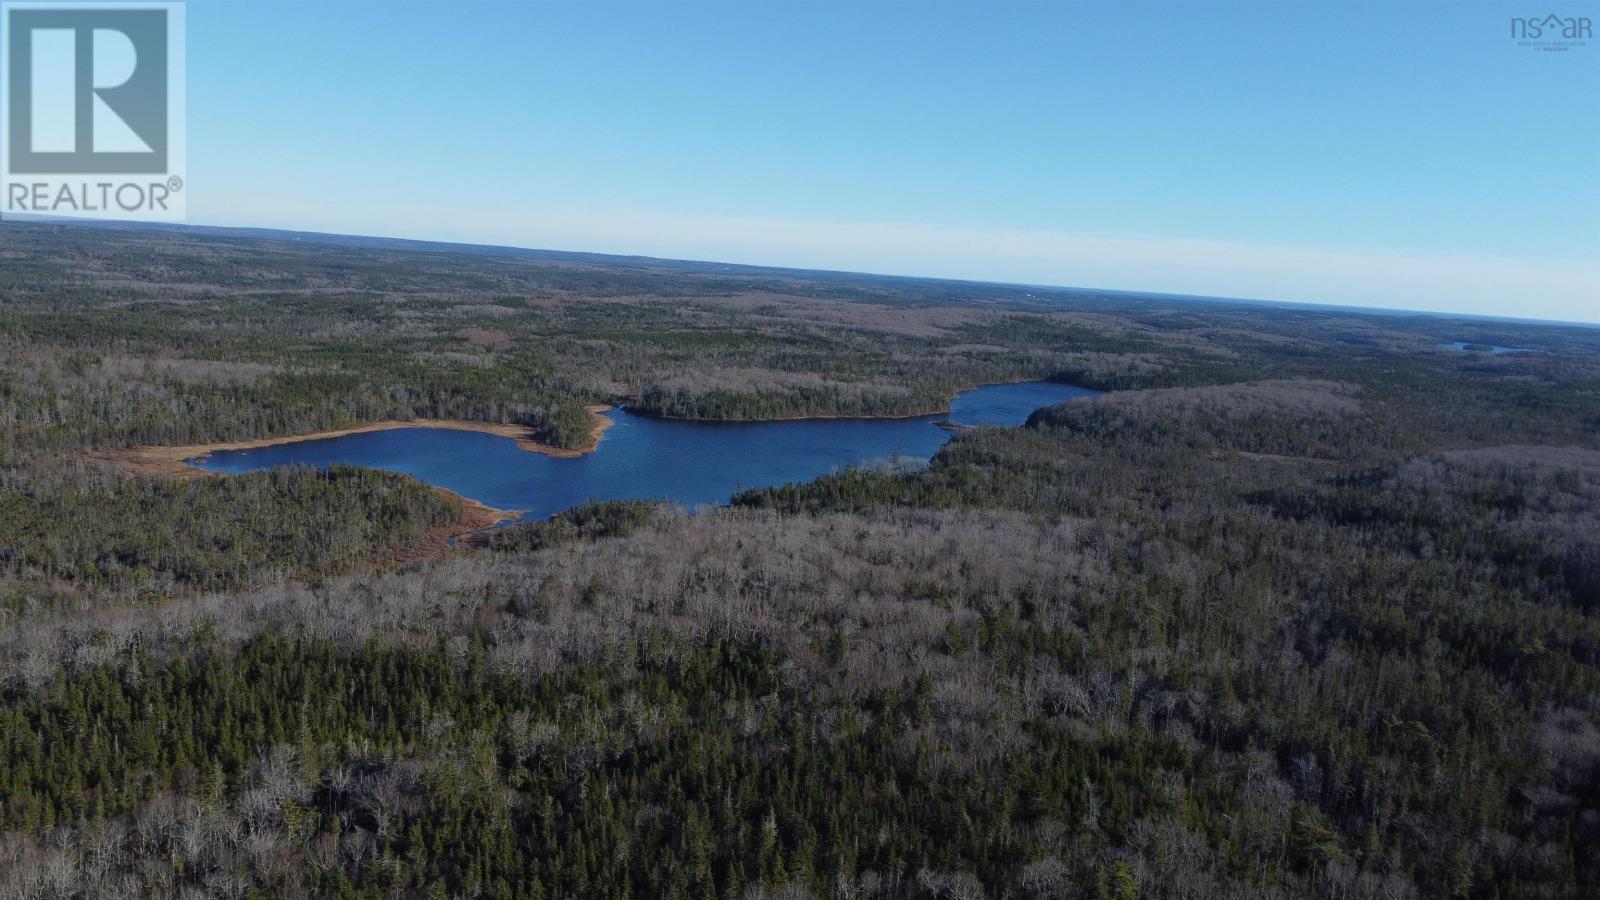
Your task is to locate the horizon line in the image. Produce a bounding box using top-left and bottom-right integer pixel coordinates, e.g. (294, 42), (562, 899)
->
(5, 213), (1597, 331)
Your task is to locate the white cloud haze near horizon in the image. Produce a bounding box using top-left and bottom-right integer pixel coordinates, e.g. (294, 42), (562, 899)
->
(200, 206), (1600, 324)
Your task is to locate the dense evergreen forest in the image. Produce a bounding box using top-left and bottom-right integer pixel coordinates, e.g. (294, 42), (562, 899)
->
(1, 222), (1598, 898)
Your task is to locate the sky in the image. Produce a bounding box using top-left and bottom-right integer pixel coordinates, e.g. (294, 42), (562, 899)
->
(174, 0), (1598, 321)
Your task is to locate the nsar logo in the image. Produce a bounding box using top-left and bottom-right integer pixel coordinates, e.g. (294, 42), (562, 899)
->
(1510, 13), (1592, 51)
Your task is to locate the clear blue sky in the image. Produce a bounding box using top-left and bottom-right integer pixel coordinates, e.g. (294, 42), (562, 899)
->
(183, 1), (1599, 321)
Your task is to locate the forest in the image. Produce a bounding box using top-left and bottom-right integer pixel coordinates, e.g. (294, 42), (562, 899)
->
(0, 222), (1597, 898)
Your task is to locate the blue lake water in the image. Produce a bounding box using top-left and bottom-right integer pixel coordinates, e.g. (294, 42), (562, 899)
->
(194, 381), (1099, 521)
(1438, 341), (1534, 355)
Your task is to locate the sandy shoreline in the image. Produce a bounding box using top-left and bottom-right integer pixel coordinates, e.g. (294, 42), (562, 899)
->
(89, 404), (616, 479)
(87, 444), (525, 561)
(405, 492), (524, 561)
(84, 406), (614, 558)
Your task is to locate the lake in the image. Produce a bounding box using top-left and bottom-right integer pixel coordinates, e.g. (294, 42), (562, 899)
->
(1438, 341), (1536, 355)
(194, 380), (1099, 521)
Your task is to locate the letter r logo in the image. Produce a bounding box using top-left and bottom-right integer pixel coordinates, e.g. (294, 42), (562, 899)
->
(5, 6), (168, 173)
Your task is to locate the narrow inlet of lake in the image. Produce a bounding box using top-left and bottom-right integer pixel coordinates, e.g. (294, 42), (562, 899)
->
(194, 381), (1100, 521)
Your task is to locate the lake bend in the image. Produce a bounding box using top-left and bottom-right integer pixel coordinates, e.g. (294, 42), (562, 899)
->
(193, 380), (1101, 522)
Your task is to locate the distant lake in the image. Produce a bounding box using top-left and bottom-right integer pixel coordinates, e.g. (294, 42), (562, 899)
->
(1438, 341), (1535, 355)
(194, 381), (1100, 521)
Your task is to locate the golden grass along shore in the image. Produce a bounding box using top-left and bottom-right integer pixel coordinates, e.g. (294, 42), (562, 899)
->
(81, 406), (615, 559)
(88, 405), (616, 479)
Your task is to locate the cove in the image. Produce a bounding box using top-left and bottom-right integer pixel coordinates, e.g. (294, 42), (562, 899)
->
(193, 381), (1100, 522)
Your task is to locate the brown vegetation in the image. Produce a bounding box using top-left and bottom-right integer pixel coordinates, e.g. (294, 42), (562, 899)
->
(89, 405), (616, 478)
(3, 223), (1599, 898)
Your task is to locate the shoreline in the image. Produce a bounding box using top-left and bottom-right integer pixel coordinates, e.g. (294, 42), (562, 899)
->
(86, 442), (524, 562)
(628, 377), (1089, 425)
(86, 378), (1085, 481)
(83, 407), (609, 560)
(403, 491), (525, 563)
(88, 404), (616, 478)
(635, 406), (950, 424)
